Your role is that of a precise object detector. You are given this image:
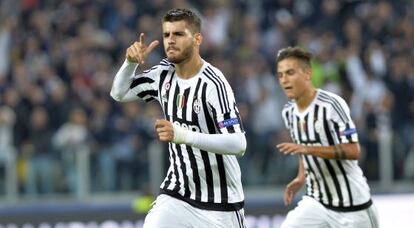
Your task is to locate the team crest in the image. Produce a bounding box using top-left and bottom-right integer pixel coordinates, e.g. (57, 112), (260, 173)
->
(193, 98), (201, 114)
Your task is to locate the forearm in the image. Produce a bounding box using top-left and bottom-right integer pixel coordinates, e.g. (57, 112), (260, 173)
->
(297, 156), (306, 181)
(110, 60), (138, 102)
(305, 143), (360, 160)
(173, 125), (246, 156)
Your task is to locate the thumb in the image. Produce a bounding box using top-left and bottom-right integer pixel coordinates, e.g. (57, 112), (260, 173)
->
(146, 40), (159, 53)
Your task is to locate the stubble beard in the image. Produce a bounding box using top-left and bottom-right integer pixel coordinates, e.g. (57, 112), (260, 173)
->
(166, 44), (193, 64)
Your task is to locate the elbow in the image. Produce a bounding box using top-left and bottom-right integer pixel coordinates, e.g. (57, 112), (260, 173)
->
(235, 134), (247, 157)
(110, 89), (123, 102)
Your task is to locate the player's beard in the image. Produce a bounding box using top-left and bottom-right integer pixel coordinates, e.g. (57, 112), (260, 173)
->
(166, 43), (193, 64)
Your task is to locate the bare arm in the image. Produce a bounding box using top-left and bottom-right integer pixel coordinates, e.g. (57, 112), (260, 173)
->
(277, 142), (361, 160)
(284, 156), (305, 205)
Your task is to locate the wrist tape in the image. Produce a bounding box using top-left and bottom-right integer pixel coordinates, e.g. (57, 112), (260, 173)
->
(172, 124), (187, 144)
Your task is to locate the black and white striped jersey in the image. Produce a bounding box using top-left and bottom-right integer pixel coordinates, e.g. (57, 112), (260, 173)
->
(130, 59), (245, 211)
(282, 89), (372, 212)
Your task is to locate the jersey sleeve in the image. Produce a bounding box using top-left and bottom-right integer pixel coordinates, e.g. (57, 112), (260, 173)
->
(205, 69), (244, 134)
(111, 59), (169, 103)
(328, 95), (359, 144)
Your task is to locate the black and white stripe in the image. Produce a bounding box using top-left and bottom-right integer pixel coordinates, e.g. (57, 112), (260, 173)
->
(130, 59), (244, 211)
(281, 89), (371, 212)
(235, 210), (247, 228)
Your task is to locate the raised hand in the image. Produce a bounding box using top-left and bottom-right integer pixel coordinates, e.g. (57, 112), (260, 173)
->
(126, 33), (159, 64)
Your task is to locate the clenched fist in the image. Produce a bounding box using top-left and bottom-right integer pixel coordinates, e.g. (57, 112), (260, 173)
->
(154, 119), (175, 143)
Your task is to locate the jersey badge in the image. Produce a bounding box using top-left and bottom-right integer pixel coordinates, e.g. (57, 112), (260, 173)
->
(218, 118), (240, 129)
(340, 128), (357, 136)
(176, 94), (185, 109)
(193, 98), (201, 114)
(165, 82), (171, 91)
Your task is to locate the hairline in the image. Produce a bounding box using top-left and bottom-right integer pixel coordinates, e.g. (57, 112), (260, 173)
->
(162, 9), (201, 34)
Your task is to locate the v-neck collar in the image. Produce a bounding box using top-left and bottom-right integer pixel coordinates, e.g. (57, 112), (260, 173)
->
(293, 89), (320, 118)
(175, 59), (206, 89)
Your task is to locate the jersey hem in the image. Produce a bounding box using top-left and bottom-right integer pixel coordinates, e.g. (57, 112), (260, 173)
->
(160, 189), (244, 211)
(319, 198), (373, 212)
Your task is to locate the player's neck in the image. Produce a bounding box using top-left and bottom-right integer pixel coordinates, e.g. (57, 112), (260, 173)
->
(175, 55), (203, 79)
(296, 87), (317, 112)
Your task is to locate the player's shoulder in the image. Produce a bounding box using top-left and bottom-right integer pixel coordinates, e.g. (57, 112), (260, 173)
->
(317, 89), (348, 107)
(282, 101), (295, 113)
(201, 61), (227, 82)
(143, 58), (174, 74)
(159, 58), (175, 68)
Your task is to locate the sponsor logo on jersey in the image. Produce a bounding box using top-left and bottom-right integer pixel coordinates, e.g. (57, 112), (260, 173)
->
(218, 118), (239, 128)
(173, 121), (201, 132)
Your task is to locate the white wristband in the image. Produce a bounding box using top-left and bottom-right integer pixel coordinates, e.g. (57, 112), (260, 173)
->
(172, 124), (188, 144)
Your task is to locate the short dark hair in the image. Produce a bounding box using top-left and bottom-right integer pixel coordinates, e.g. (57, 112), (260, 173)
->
(162, 8), (201, 33)
(276, 46), (312, 69)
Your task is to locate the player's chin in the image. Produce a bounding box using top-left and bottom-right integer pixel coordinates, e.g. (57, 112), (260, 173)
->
(166, 55), (183, 64)
(285, 93), (295, 100)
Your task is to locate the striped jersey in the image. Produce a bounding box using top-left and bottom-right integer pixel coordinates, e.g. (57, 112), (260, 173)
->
(130, 59), (244, 211)
(281, 89), (372, 212)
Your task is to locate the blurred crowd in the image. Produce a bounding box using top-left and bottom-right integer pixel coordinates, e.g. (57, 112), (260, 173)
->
(0, 0), (413, 198)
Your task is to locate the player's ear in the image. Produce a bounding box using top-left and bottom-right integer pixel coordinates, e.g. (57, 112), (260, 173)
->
(303, 65), (312, 80)
(194, 33), (202, 46)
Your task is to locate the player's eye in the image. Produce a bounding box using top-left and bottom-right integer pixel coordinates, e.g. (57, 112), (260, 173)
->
(286, 69), (295, 75)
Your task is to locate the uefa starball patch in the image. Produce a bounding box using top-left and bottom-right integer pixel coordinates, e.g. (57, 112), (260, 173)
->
(218, 118), (240, 128)
(340, 128), (357, 136)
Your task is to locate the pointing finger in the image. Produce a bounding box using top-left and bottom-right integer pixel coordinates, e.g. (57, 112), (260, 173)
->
(139, 33), (145, 44)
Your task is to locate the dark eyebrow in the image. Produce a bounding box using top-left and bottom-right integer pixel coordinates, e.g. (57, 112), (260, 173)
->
(277, 68), (295, 74)
(163, 31), (186, 36)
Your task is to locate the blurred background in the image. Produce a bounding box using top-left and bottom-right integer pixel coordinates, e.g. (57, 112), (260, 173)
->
(0, 0), (413, 227)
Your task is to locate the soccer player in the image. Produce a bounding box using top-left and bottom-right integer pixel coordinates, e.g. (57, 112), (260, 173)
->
(110, 8), (247, 228)
(275, 46), (379, 228)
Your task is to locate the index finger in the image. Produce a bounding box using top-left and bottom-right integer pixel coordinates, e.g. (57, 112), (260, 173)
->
(139, 33), (145, 44)
(276, 143), (286, 148)
(154, 119), (169, 128)
(154, 119), (163, 128)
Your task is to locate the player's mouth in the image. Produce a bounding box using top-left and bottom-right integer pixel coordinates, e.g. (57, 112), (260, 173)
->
(284, 86), (293, 91)
(167, 47), (179, 52)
